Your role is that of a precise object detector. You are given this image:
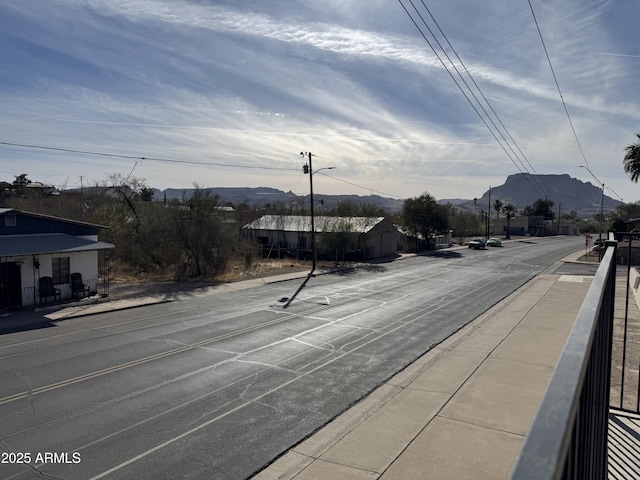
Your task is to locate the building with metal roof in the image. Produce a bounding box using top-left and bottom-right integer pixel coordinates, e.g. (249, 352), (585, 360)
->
(242, 215), (399, 261)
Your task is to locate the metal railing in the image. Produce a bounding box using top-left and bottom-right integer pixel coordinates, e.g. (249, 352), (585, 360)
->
(611, 232), (640, 414)
(510, 239), (617, 479)
(13, 278), (100, 310)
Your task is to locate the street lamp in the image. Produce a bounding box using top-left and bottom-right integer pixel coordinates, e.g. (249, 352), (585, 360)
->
(301, 152), (335, 270)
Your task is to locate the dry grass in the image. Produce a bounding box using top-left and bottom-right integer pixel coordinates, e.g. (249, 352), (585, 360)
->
(216, 258), (310, 282)
(110, 257), (312, 285)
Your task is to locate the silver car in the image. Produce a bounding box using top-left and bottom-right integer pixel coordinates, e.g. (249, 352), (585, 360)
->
(468, 238), (486, 250)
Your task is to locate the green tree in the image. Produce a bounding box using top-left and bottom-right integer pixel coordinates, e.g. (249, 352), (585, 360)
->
(623, 133), (640, 182)
(448, 209), (482, 244)
(608, 201), (640, 233)
(493, 199), (504, 220)
(174, 185), (237, 278)
(523, 198), (555, 219)
(322, 218), (356, 263)
(139, 187), (155, 202)
(332, 199), (386, 217)
(501, 203), (517, 239)
(402, 192), (449, 251)
(12, 173), (31, 195)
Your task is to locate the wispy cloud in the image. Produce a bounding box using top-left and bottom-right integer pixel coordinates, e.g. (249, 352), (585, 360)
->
(0, 0), (638, 202)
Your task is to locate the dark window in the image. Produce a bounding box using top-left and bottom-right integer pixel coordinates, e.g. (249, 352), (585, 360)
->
(52, 257), (70, 285)
(5, 214), (16, 227)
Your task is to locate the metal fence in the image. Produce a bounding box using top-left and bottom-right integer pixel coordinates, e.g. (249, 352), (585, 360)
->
(611, 232), (640, 414)
(19, 277), (100, 309)
(509, 239), (617, 479)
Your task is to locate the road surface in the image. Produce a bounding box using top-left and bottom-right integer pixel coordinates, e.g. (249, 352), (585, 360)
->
(0, 236), (585, 479)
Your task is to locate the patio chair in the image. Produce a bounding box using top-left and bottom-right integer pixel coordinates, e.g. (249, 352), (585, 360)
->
(39, 276), (61, 304)
(70, 273), (91, 299)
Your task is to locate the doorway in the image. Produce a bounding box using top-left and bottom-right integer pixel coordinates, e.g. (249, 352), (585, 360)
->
(0, 262), (22, 310)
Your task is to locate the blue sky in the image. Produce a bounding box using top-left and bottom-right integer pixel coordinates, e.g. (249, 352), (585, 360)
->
(1, 0), (639, 204)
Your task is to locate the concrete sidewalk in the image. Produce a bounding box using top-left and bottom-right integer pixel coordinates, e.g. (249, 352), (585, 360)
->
(253, 272), (593, 480)
(0, 249), (597, 478)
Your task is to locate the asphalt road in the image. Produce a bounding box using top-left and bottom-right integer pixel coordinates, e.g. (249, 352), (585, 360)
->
(0, 236), (585, 480)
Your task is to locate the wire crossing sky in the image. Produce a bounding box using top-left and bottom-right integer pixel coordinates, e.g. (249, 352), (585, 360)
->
(0, 0), (638, 202)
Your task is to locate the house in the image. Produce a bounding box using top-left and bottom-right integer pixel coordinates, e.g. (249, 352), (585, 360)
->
(395, 225), (454, 252)
(0, 208), (115, 311)
(490, 215), (549, 236)
(243, 215), (399, 260)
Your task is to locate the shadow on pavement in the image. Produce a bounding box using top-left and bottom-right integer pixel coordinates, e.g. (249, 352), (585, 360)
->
(419, 250), (463, 259)
(282, 271), (315, 308)
(0, 313), (57, 335)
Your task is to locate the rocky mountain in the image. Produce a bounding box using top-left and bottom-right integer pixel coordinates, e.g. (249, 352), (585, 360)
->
(440, 173), (621, 218)
(153, 187), (405, 213)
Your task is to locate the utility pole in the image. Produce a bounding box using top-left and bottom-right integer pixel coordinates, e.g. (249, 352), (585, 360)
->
(599, 184), (604, 242)
(300, 153), (335, 270)
(301, 152), (317, 271)
(599, 184), (604, 261)
(486, 187), (491, 239)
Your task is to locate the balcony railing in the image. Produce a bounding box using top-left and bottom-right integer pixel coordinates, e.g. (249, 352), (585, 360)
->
(510, 238), (617, 479)
(611, 232), (640, 414)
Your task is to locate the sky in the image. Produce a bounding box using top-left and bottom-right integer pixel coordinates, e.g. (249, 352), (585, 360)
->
(1, 0), (639, 204)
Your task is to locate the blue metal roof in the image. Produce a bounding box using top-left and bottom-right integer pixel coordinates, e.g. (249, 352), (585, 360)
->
(0, 234), (115, 257)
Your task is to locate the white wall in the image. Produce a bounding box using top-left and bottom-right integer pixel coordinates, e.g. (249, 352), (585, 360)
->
(6, 251), (100, 305)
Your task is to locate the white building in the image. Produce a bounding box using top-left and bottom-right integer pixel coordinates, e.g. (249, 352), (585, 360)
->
(0, 208), (115, 311)
(243, 215), (399, 261)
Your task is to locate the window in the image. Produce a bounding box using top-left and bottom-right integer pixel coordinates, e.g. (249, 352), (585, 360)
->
(52, 257), (70, 285)
(5, 214), (16, 227)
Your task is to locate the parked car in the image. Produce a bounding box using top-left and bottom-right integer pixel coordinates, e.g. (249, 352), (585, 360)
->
(486, 237), (502, 247)
(468, 238), (486, 250)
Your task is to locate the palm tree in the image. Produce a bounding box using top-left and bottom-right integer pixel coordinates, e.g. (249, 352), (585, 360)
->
(623, 133), (640, 182)
(493, 199), (504, 220)
(502, 203), (517, 240)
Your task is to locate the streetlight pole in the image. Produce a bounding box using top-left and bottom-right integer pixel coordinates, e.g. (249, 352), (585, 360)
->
(578, 165), (604, 241)
(301, 152), (316, 270)
(578, 165), (605, 260)
(596, 183), (605, 261)
(301, 152), (335, 271)
(486, 187), (491, 240)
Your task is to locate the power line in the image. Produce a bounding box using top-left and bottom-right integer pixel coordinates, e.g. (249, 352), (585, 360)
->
(419, 1), (551, 198)
(528, 0), (592, 171)
(316, 171), (403, 199)
(397, 0), (555, 202)
(0, 140), (296, 172)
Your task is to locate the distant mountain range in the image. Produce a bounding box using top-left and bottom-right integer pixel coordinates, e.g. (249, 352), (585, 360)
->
(153, 187), (405, 213)
(153, 173), (621, 218)
(440, 173), (620, 218)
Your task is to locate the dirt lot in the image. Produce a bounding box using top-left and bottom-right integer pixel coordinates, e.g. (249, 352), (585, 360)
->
(109, 258), (315, 300)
